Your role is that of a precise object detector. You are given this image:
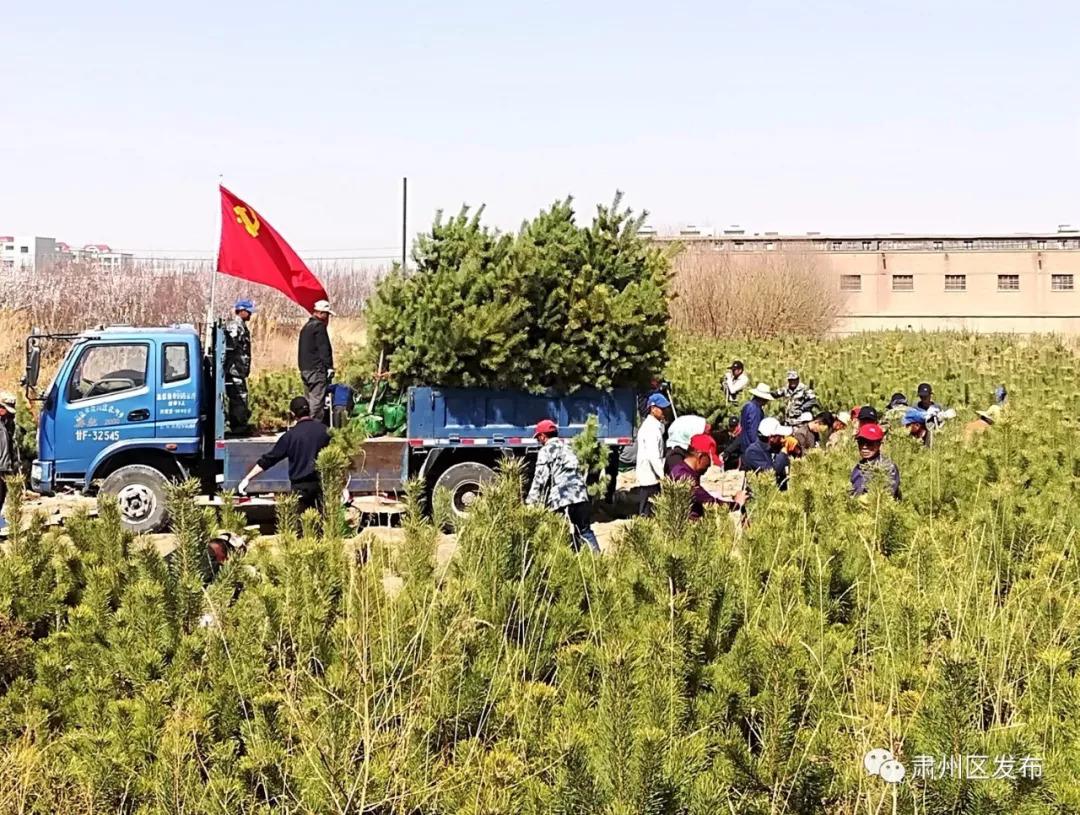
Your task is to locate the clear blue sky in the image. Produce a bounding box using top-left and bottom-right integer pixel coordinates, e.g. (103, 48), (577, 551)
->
(3, 0), (1077, 256)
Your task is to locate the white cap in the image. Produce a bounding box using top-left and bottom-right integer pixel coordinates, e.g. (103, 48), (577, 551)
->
(749, 382), (775, 400)
(758, 417), (793, 437)
(313, 299), (336, 315)
(0, 392), (15, 412)
(795, 411), (813, 424)
(836, 411), (851, 426)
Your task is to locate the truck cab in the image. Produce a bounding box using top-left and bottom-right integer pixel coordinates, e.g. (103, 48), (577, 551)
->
(31, 325), (206, 531)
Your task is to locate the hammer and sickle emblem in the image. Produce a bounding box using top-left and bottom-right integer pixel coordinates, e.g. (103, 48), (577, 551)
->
(233, 206), (261, 238)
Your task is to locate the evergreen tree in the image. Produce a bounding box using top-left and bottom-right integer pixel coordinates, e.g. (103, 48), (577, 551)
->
(367, 193), (673, 391)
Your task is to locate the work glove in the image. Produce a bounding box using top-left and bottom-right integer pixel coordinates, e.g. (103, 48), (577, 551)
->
(327, 368), (335, 382)
(237, 478), (250, 496)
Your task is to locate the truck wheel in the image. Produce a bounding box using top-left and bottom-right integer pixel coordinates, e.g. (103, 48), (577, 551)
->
(433, 462), (495, 518)
(101, 465), (169, 533)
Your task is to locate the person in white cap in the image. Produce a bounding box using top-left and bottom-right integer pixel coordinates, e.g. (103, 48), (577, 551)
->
(0, 393), (17, 518)
(773, 370), (817, 425)
(298, 299), (336, 422)
(739, 383), (775, 458)
(741, 416), (791, 491)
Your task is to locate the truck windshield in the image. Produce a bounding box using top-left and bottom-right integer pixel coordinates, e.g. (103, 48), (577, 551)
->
(67, 343), (149, 402)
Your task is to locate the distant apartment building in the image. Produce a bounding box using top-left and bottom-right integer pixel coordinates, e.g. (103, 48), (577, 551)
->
(0, 236), (61, 271)
(0, 236), (133, 271)
(72, 244), (134, 269)
(652, 226), (1080, 333)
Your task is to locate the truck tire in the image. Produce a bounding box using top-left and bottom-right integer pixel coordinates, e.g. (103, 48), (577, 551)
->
(433, 462), (495, 518)
(101, 464), (169, 534)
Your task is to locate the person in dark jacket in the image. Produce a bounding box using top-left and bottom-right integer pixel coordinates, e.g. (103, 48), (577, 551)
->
(669, 434), (747, 520)
(850, 422), (900, 500)
(237, 396), (332, 512)
(0, 393), (16, 521)
(742, 416), (791, 491)
(224, 298), (255, 435)
(298, 299), (336, 423)
(740, 383), (775, 455)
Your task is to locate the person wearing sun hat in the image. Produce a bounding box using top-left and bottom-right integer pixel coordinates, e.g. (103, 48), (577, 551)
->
(850, 422), (900, 500)
(740, 382), (774, 457)
(965, 404), (1003, 440)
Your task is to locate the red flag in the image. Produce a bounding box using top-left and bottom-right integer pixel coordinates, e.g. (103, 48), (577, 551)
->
(217, 186), (327, 311)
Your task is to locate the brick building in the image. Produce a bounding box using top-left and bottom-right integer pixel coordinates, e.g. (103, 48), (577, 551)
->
(653, 226), (1080, 333)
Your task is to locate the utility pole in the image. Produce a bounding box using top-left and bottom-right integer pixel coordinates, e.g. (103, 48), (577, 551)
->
(401, 177), (408, 271)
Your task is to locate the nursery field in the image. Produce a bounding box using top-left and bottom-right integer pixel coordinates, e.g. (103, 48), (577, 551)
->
(3, 331), (1080, 814)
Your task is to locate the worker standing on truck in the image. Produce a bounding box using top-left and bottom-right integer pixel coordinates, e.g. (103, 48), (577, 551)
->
(298, 299), (336, 423)
(224, 299), (255, 436)
(526, 419), (601, 553)
(237, 396), (331, 513)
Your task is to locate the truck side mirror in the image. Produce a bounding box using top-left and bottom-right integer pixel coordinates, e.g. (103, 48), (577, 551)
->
(25, 341), (40, 389)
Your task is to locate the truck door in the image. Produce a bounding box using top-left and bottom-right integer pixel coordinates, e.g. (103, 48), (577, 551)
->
(53, 341), (157, 479)
(156, 339), (200, 436)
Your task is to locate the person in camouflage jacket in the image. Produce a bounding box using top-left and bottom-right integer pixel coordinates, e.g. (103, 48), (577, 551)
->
(525, 419), (600, 553)
(224, 299), (255, 435)
(773, 370), (818, 425)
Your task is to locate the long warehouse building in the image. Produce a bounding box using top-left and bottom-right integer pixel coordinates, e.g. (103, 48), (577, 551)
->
(652, 227), (1080, 333)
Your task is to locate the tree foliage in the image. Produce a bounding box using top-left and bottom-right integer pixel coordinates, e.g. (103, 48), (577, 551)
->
(366, 193), (674, 391)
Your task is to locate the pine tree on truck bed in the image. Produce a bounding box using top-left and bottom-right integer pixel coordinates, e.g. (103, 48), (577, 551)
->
(367, 193), (675, 391)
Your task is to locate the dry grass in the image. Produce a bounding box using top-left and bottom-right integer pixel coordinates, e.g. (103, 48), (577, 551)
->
(670, 248), (844, 338)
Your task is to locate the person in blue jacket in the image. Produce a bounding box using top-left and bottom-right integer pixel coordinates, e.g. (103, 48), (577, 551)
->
(739, 382), (776, 456)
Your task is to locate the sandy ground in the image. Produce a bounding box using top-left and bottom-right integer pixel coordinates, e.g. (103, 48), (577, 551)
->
(8, 465), (736, 590)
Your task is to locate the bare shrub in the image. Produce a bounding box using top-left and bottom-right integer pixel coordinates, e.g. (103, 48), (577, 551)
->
(670, 248), (844, 338)
(0, 259), (382, 331)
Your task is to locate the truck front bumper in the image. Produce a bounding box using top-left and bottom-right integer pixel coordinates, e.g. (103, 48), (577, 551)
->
(31, 460), (53, 495)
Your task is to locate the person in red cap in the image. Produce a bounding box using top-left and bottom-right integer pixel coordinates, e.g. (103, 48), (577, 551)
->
(850, 422), (901, 500)
(525, 419), (601, 552)
(668, 433), (748, 520)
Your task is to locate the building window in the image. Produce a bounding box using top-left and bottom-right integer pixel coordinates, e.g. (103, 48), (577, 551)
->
(19, 246), (29, 253)
(1052, 274), (1074, 292)
(862, 240), (873, 251)
(933, 240), (944, 251)
(964, 240), (974, 249)
(830, 241), (843, 250)
(997, 274), (1020, 291)
(840, 275), (861, 292)
(892, 274), (914, 292)
(3, 244), (12, 251)
(944, 274), (966, 291)
(1037, 240), (1047, 250)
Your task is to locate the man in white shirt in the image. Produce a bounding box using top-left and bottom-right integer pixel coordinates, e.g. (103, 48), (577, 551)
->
(723, 360), (749, 404)
(636, 392), (670, 517)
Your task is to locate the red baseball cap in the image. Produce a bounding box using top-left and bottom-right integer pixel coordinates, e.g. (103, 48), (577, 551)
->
(534, 419), (558, 437)
(689, 433), (722, 466)
(855, 422), (885, 441)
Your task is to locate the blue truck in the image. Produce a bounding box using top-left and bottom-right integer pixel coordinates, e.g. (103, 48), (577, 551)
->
(23, 323), (637, 533)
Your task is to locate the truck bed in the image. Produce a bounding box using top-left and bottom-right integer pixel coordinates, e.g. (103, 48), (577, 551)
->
(221, 436), (408, 494)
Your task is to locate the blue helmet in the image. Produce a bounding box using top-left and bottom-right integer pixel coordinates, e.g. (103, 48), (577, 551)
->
(902, 407), (928, 427)
(234, 298), (256, 313)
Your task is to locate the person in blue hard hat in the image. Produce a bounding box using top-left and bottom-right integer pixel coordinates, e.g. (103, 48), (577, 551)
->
(635, 392), (670, 517)
(224, 298), (255, 436)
